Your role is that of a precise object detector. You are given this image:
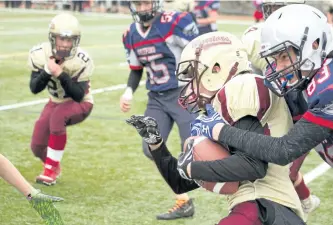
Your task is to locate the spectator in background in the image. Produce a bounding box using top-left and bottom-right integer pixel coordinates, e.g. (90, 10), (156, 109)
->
(327, 1), (333, 24)
(253, 0), (263, 23)
(73, 0), (84, 12)
(192, 0), (220, 35)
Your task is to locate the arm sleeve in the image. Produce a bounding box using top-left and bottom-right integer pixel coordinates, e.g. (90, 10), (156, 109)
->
(29, 70), (51, 94)
(127, 69), (143, 93)
(191, 116), (268, 182)
(219, 118), (332, 166)
(57, 72), (87, 102)
(150, 142), (199, 194)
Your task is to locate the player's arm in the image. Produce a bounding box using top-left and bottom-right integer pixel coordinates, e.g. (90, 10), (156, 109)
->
(126, 115), (199, 194)
(57, 71), (88, 102)
(30, 70), (51, 94)
(28, 53), (51, 94)
(190, 116), (268, 182)
(57, 53), (94, 102)
(125, 68), (143, 95)
(196, 1), (219, 26)
(149, 142), (200, 194)
(214, 85), (333, 165)
(215, 118), (332, 166)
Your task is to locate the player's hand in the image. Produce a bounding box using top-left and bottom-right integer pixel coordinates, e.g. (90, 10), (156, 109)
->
(126, 115), (162, 145)
(120, 88), (133, 112)
(120, 96), (132, 112)
(27, 189), (64, 225)
(47, 58), (63, 77)
(200, 104), (225, 140)
(177, 139), (194, 180)
(190, 115), (203, 136)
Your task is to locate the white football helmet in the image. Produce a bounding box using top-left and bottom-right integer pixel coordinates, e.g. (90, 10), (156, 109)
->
(177, 31), (251, 113)
(49, 13), (81, 59)
(260, 4), (332, 96)
(262, 0), (305, 19)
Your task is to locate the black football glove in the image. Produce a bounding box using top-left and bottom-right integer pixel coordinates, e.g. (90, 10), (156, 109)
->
(126, 115), (162, 145)
(177, 139), (195, 180)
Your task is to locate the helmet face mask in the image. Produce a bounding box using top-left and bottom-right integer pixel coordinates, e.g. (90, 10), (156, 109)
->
(49, 34), (80, 59)
(177, 32), (252, 114)
(261, 39), (311, 96)
(48, 13), (81, 60)
(128, 0), (162, 24)
(177, 57), (210, 114)
(260, 4), (330, 97)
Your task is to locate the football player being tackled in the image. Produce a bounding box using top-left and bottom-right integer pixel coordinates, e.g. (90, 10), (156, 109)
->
(241, 0), (320, 219)
(127, 31), (306, 225)
(28, 13), (94, 186)
(120, 0), (199, 220)
(0, 154), (64, 224)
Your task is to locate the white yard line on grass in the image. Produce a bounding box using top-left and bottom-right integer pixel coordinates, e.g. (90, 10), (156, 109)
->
(304, 162), (331, 184)
(0, 81), (144, 111)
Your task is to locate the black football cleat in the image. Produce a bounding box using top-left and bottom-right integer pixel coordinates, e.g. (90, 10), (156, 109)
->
(156, 199), (195, 220)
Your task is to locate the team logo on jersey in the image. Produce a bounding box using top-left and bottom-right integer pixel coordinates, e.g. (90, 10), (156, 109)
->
(137, 46), (156, 56)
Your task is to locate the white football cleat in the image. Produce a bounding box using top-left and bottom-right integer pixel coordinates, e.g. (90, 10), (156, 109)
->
(301, 194), (320, 221)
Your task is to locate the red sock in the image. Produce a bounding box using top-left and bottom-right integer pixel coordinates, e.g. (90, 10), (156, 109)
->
(295, 178), (310, 200)
(45, 133), (67, 172)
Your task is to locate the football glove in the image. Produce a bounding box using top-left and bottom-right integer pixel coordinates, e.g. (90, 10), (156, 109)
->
(190, 115), (203, 136)
(27, 189), (64, 225)
(200, 104), (225, 140)
(177, 139), (195, 180)
(126, 115), (162, 145)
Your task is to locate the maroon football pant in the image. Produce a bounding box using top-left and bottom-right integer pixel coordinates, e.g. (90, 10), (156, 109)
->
(30, 100), (93, 162)
(217, 201), (262, 225)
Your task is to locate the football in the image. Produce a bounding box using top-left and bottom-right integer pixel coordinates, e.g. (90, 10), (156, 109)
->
(185, 136), (239, 195)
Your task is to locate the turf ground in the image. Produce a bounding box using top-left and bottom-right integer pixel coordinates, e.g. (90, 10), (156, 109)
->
(0, 9), (332, 225)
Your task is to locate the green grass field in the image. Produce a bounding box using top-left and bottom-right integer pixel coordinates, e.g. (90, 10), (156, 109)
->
(0, 10), (332, 225)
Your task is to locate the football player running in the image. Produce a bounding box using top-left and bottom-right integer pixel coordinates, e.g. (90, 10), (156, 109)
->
(120, 0), (199, 220)
(242, 0), (320, 219)
(127, 31), (306, 225)
(0, 154), (64, 224)
(28, 13), (94, 186)
(197, 3), (333, 196)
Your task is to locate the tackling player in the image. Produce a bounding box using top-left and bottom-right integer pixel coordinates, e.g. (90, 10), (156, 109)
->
(28, 13), (94, 186)
(192, 0), (220, 35)
(127, 31), (306, 225)
(241, 0), (319, 219)
(197, 4), (333, 186)
(120, 0), (199, 220)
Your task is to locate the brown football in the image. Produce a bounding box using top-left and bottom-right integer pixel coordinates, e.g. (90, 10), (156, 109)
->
(184, 136), (239, 195)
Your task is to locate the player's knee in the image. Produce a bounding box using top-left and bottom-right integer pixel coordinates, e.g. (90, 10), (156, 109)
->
(30, 144), (47, 162)
(50, 115), (66, 135)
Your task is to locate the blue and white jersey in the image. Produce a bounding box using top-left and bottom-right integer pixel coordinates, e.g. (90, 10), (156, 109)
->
(193, 0), (220, 35)
(302, 59), (333, 166)
(123, 11), (198, 92)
